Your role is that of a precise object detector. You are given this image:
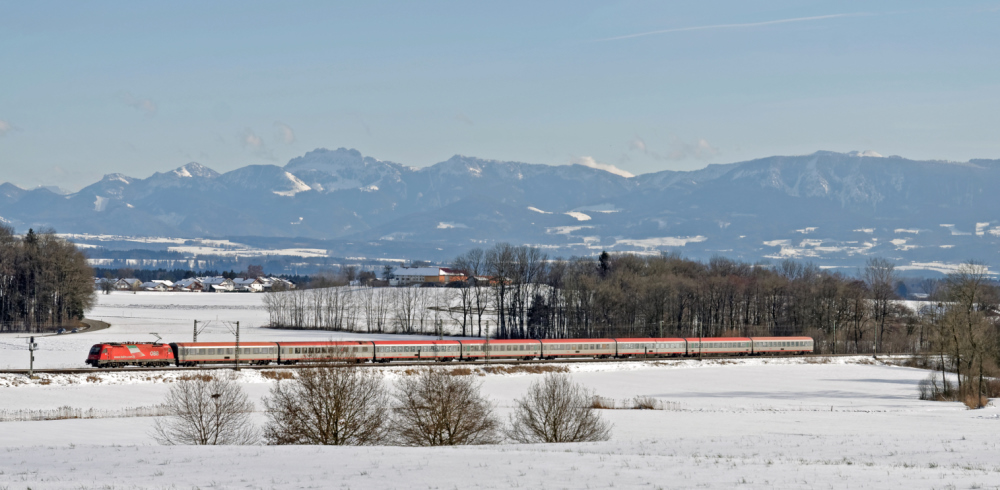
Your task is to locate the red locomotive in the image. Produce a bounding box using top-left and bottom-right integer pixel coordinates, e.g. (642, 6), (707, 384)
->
(86, 342), (175, 367)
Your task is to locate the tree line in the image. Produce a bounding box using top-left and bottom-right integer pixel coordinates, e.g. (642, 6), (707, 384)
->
(452, 244), (917, 354)
(0, 226), (95, 332)
(918, 262), (1000, 408)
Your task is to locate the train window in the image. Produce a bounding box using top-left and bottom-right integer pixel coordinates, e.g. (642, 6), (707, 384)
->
(198, 349), (206, 355)
(352, 347), (358, 352)
(207, 349), (215, 355)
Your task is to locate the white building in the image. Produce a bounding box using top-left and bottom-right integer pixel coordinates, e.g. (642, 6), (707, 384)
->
(390, 267), (466, 286)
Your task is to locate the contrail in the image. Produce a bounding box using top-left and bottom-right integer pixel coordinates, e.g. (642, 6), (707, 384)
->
(596, 13), (868, 42)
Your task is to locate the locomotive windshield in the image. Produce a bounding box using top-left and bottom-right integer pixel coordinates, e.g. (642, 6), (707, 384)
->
(89, 345), (101, 354)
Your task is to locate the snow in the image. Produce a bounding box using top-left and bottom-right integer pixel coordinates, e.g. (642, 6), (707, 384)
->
(1, 357), (997, 488)
(271, 172), (312, 197)
(571, 203), (621, 213)
(896, 261), (996, 275)
(615, 236), (708, 249)
(568, 156), (635, 178)
(2, 294), (998, 488)
(166, 245), (328, 258)
(940, 224), (972, 236)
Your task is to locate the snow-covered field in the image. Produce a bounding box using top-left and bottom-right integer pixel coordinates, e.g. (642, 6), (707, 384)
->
(0, 291), (456, 370)
(1, 293), (997, 489)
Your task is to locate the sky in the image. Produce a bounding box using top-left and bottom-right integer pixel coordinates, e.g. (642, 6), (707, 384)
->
(2, 1), (1000, 191)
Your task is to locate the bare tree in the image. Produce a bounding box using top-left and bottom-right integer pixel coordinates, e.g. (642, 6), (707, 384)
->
(506, 373), (612, 443)
(153, 375), (257, 445)
(263, 365), (390, 445)
(392, 369), (500, 446)
(940, 261), (998, 407)
(864, 257), (897, 355)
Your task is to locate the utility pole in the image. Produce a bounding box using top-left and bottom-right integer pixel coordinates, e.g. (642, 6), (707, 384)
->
(193, 320), (198, 343)
(437, 320), (443, 340)
(485, 321), (490, 367)
(28, 336), (36, 378)
(234, 321), (240, 371)
(658, 320), (663, 339)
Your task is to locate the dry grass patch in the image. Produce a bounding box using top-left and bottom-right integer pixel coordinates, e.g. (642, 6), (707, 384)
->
(481, 364), (569, 375)
(963, 394), (989, 410)
(261, 370), (295, 381)
(177, 374), (214, 382)
(630, 395), (662, 410)
(446, 367), (474, 376)
(803, 357), (832, 364)
(590, 396), (616, 409)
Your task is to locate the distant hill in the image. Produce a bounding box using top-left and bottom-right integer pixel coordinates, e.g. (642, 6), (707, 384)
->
(4, 148), (1000, 273)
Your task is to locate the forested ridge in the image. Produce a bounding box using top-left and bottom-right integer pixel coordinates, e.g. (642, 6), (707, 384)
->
(0, 226), (95, 332)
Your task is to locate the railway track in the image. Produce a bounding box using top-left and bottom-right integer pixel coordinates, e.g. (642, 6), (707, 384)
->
(0, 353), (905, 376)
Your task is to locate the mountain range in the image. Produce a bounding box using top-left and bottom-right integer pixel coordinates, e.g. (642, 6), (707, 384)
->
(3, 148), (1000, 273)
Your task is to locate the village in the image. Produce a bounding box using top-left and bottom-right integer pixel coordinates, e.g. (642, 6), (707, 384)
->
(92, 266), (472, 293)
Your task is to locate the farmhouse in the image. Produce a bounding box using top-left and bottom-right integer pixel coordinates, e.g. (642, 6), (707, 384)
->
(390, 266), (466, 286)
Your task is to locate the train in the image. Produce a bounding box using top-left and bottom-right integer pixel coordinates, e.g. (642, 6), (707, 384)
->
(85, 336), (814, 368)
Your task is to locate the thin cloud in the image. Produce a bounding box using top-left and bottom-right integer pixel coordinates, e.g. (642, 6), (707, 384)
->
(275, 122), (295, 144)
(240, 128), (275, 160)
(0, 119), (12, 137)
(455, 113), (474, 126)
(597, 13), (868, 42)
(570, 156), (635, 178)
(119, 91), (157, 116)
(242, 129), (263, 149)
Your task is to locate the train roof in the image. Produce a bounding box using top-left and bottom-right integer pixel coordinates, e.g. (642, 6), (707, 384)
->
(684, 337), (752, 342)
(457, 339), (541, 344)
(612, 338), (686, 342)
(365, 340), (461, 345)
(539, 338), (615, 343)
(749, 336), (814, 341)
(171, 342), (278, 347)
(275, 341), (373, 346)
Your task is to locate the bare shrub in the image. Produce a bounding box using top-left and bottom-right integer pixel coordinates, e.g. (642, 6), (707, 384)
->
(392, 368), (500, 446)
(630, 395), (663, 410)
(506, 373), (612, 443)
(590, 396), (615, 410)
(153, 374), (257, 445)
(985, 377), (1000, 398)
(262, 366), (390, 445)
(918, 372), (956, 402)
